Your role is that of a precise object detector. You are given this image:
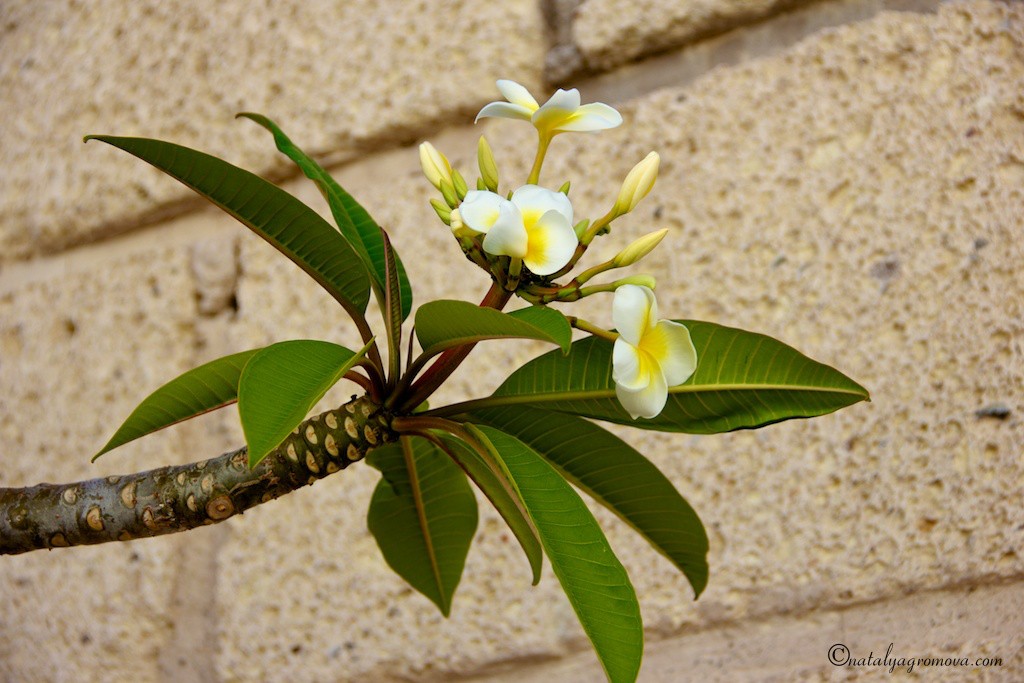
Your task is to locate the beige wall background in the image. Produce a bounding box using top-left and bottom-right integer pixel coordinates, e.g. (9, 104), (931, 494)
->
(1, 0), (1022, 681)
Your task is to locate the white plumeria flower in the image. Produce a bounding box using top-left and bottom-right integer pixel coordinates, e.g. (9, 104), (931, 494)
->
(476, 79), (622, 137)
(459, 185), (578, 276)
(612, 285), (697, 420)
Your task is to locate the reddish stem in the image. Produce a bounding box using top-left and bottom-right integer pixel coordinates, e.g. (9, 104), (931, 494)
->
(398, 282), (511, 411)
(344, 369), (378, 400)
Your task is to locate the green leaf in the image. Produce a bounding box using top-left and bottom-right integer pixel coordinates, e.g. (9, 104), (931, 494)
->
(469, 406), (708, 598)
(507, 306), (573, 350)
(446, 321), (869, 433)
(366, 436), (478, 617)
(381, 229), (403, 382)
(93, 349), (259, 461)
(237, 113), (413, 321)
(434, 433), (543, 585)
(84, 135), (371, 315)
(236, 114), (370, 260)
(415, 301), (571, 359)
(466, 425), (643, 683)
(238, 339), (370, 467)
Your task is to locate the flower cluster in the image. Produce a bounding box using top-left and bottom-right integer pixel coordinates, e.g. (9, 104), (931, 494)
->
(419, 80), (697, 419)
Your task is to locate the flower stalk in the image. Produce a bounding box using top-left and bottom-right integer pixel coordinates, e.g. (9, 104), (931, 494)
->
(527, 134), (550, 185)
(567, 315), (619, 342)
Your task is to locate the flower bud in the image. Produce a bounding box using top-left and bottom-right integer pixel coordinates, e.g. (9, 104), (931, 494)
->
(573, 219), (590, 240)
(613, 152), (659, 216)
(430, 197), (451, 224)
(614, 274), (657, 290)
(439, 178), (459, 208)
(450, 206), (477, 239)
(612, 229), (668, 267)
(419, 142), (453, 191)
(451, 169), (469, 200)
(477, 136), (499, 192)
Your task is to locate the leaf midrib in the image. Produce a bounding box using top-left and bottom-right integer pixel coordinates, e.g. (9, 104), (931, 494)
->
(401, 437), (447, 614)
(523, 382), (866, 397)
(432, 382), (867, 416)
(421, 329), (559, 358)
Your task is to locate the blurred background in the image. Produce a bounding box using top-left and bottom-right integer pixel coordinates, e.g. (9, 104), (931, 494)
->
(1, 0), (1022, 680)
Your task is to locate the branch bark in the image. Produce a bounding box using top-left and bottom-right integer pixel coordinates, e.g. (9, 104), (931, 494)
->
(1, 395), (394, 555)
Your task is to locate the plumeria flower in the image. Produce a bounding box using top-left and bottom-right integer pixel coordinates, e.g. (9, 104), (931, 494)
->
(459, 185), (577, 276)
(612, 285), (697, 419)
(476, 80), (622, 137)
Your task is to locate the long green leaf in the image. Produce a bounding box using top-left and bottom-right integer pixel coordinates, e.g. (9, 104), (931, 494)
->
(93, 349), (259, 461)
(469, 406), (708, 597)
(434, 433), (543, 585)
(381, 229), (403, 383)
(415, 301), (571, 358)
(236, 113), (370, 261)
(236, 113), (413, 321)
(437, 321), (869, 433)
(366, 436), (478, 617)
(84, 135), (371, 314)
(467, 425), (643, 683)
(333, 176), (414, 323)
(238, 339), (370, 467)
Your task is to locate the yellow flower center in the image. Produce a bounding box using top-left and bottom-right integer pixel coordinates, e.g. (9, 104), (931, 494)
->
(637, 326), (665, 362)
(480, 206), (501, 228)
(520, 208), (543, 230)
(525, 225), (549, 266)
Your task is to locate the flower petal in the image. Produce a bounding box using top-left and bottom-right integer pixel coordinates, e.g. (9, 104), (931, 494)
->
(612, 338), (650, 390)
(615, 366), (668, 419)
(644, 321), (698, 386)
(496, 79), (539, 111)
(612, 284), (656, 346)
(555, 103), (623, 132)
(531, 88), (582, 133)
(459, 190), (507, 234)
(510, 184), (574, 225)
(540, 88), (582, 111)
(523, 210), (578, 275)
(475, 101), (534, 123)
(481, 203), (527, 258)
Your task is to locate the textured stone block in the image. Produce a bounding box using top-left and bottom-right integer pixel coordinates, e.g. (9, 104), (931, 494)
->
(0, 243), (201, 682)
(481, 581), (1024, 680)
(571, 0), (817, 70)
(0, 0), (545, 261)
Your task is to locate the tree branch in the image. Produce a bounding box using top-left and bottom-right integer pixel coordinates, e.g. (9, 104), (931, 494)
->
(1, 395), (395, 555)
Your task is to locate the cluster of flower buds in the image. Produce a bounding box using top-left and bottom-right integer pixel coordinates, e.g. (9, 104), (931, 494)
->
(418, 80), (697, 419)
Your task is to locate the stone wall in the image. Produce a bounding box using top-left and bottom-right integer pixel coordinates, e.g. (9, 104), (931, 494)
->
(1, 0), (1022, 680)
